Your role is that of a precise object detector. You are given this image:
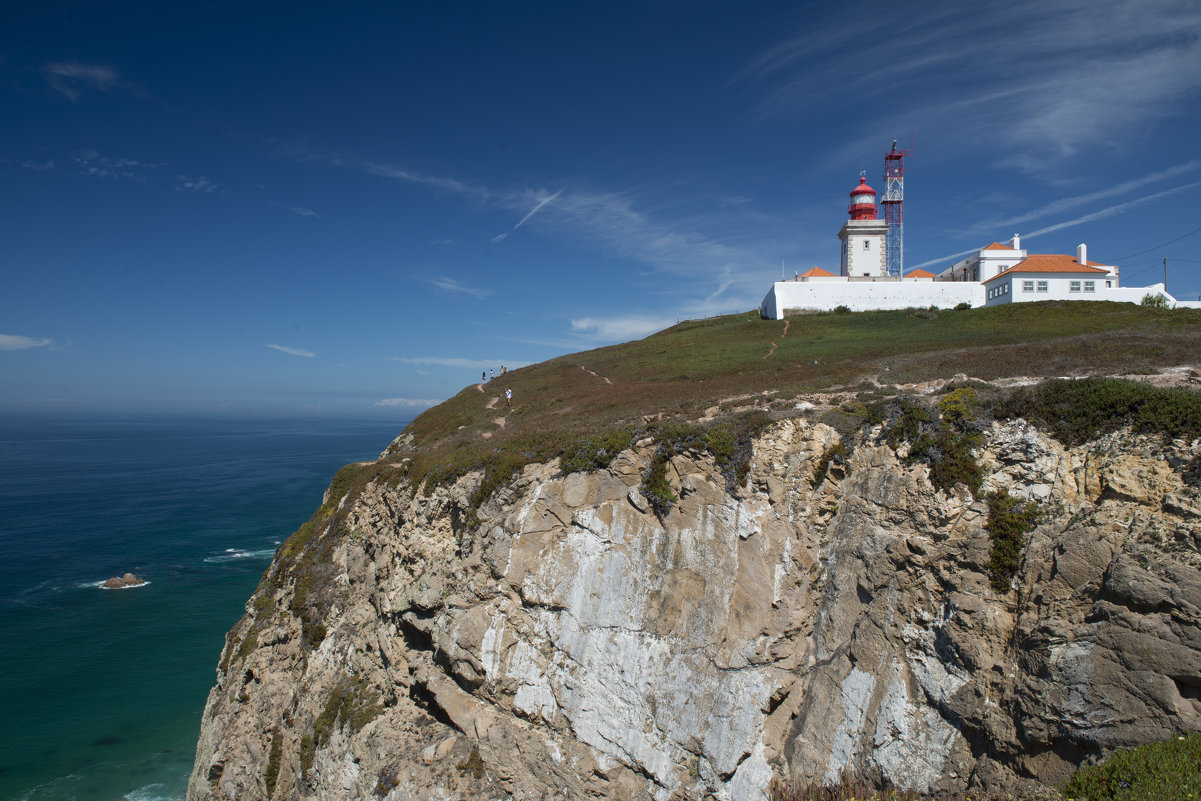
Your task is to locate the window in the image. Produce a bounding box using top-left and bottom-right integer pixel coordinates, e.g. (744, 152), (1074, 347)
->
(1084, 281), (1095, 292)
(1023, 280), (1034, 292)
(1106, 280), (1112, 288)
(1037, 281), (1048, 292)
(863, 240), (869, 249)
(1003, 284), (1009, 294)
(1070, 281), (1081, 292)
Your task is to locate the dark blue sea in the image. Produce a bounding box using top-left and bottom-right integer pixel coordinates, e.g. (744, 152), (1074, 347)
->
(0, 415), (408, 801)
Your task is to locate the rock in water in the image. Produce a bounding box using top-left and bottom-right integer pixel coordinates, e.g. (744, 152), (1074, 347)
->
(102, 573), (146, 589)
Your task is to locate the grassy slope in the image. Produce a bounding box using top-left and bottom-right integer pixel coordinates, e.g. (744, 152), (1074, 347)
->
(393, 302), (1201, 484)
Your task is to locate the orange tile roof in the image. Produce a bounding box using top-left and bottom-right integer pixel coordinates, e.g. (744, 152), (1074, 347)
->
(982, 242), (1013, 250)
(800, 266), (836, 278)
(905, 268), (936, 278)
(983, 254), (1111, 283)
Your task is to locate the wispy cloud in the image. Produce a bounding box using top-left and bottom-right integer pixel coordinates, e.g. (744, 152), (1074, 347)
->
(0, 333), (53, 351)
(290, 207), (320, 217)
(738, 1), (1201, 173)
(176, 175), (218, 193)
(1022, 182), (1201, 239)
(963, 160), (1201, 237)
(908, 181), (1201, 271)
(42, 61), (119, 102)
(570, 315), (674, 341)
(72, 149), (144, 180)
(21, 160), (55, 171)
(389, 356), (532, 369)
(293, 148), (796, 320)
(374, 397), (443, 407)
(266, 343), (315, 358)
(430, 276), (490, 299)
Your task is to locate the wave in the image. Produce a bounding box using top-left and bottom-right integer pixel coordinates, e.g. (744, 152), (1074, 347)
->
(203, 547), (277, 564)
(125, 783), (181, 801)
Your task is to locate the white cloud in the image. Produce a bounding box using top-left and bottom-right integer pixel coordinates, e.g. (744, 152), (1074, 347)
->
(963, 160), (1201, 237)
(42, 61), (119, 102)
(266, 343), (315, 358)
(389, 356), (532, 369)
(0, 333), (52, 350)
(570, 315), (674, 341)
(73, 149), (144, 180)
(176, 175), (218, 193)
(21, 160), (55, 171)
(739, 0), (1201, 173)
(374, 397), (443, 407)
(907, 181), (1201, 271)
(289, 207), (319, 217)
(430, 276), (490, 299)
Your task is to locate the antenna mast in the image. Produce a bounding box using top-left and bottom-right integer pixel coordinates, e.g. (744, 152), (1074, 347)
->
(881, 139), (912, 278)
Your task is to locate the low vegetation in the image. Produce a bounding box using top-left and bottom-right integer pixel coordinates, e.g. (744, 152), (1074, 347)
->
(985, 491), (1041, 591)
(1063, 733), (1201, 800)
(301, 678), (383, 774)
(996, 376), (1201, 446)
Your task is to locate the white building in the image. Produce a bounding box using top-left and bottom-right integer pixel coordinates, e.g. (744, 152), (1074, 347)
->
(758, 174), (1187, 318)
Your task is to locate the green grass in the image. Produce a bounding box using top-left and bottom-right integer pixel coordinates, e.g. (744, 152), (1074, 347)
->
(390, 303), (1201, 508)
(1063, 733), (1201, 800)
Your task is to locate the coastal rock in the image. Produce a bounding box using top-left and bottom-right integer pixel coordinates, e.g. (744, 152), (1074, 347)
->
(187, 419), (1201, 801)
(102, 573), (146, 589)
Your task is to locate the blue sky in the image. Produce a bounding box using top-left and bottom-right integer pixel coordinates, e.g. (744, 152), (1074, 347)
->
(4, 1), (1200, 416)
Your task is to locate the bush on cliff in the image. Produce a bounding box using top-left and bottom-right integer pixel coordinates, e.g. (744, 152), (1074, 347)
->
(1063, 733), (1201, 800)
(985, 490), (1040, 591)
(996, 377), (1201, 446)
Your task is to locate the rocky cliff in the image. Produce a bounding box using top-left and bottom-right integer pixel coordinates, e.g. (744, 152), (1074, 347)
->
(187, 401), (1201, 801)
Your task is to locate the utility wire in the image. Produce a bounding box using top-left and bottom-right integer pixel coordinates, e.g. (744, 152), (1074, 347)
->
(1112, 223), (1201, 261)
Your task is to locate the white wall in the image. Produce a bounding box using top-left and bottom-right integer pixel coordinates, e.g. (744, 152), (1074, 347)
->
(991, 276), (1161, 306)
(761, 280), (983, 318)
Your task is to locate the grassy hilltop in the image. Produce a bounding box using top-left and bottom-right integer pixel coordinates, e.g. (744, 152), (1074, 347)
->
(391, 301), (1201, 492)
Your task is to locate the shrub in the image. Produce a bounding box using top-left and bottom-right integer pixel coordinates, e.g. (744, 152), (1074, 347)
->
(985, 490), (1039, 591)
(996, 377), (1201, 446)
(833, 304), (852, 315)
(812, 442), (848, 486)
(1141, 293), (1170, 308)
(560, 429), (633, 474)
(264, 728), (283, 796)
(1063, 733), (1201, 800)
(641, 447), (678, 516)
(954, 301), (972, 310)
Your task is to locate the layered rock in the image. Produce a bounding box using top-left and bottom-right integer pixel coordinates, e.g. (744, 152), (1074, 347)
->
(187, 418), (1201, 801)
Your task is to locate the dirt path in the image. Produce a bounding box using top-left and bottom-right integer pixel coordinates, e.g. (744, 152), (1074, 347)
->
(580, 365), (613, 385)
(476, 383), (485, 392)
(493, 416), (506, 429)
(485, 396), (499, 409)
(763, 341), (777, 359)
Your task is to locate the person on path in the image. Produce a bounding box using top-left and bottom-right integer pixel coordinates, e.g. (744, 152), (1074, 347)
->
(490, 368), (494, 380)
(482, 370), (486, 383)
(505, 386), (512, 408)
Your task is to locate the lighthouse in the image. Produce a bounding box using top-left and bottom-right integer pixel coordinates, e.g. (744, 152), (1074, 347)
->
(838, 174), (889, 277)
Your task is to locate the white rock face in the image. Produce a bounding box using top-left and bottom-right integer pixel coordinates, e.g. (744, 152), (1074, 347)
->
(187, 418), (1201, 801)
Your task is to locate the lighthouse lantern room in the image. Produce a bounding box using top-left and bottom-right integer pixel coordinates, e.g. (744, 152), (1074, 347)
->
(838, 173), (889, 277)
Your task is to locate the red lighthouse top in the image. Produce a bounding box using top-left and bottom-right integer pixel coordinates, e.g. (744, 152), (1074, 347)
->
(848, 175), (878, 220)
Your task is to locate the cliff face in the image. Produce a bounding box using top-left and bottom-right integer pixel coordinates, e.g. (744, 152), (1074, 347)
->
(187, 417), (1201, 801)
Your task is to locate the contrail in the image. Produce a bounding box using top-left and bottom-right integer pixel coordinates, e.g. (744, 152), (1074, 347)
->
(513, 189), (564, 230)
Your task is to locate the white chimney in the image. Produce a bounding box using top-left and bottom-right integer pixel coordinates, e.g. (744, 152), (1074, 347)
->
(1011, 233), (1021, 251)
(1077, 243), (1087, 265)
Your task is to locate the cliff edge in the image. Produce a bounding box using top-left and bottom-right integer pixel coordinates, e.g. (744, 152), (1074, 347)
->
(187, 394), (1201, 800)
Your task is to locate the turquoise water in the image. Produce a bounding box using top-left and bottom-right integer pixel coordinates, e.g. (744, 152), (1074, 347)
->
(0, 415), (407, 801)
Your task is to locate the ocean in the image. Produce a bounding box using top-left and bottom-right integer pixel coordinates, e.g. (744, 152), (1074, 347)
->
(0, 415), (408, 801)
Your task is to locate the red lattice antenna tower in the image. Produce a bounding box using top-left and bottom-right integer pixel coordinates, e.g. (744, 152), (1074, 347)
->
(881, 139), (913, 278)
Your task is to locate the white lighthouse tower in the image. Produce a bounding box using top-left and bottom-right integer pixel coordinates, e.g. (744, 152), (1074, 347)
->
(838, 174), (889, 277)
